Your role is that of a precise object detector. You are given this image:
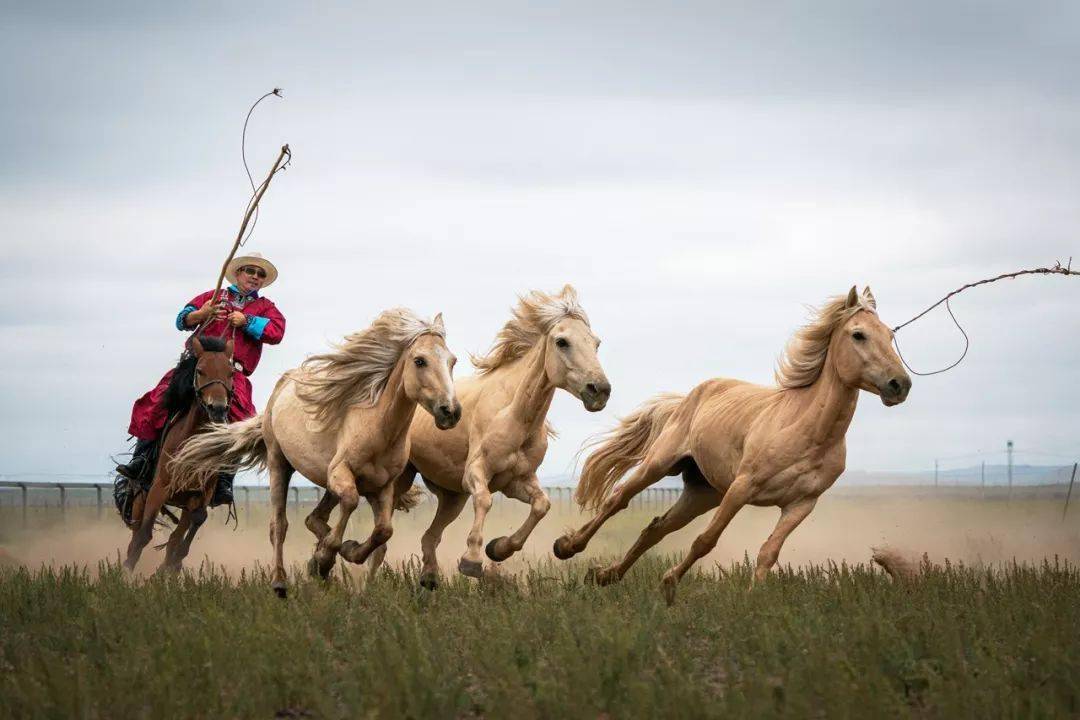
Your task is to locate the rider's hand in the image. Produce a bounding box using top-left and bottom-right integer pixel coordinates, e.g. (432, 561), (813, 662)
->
(190, 299), (228, 324)
(228, 311), (247, 328)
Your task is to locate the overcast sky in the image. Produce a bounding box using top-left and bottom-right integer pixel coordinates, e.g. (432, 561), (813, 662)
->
(2, 2), (1079, 481)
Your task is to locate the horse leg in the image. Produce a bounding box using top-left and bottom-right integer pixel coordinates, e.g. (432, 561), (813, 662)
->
(589, 483), (722, 586)
(157, 508), (193, 575)
(124, 480), (170, 571)
(171, 504), (209, 572)
(305, 489), (338, 544)
(340, 480), (395, 565)
(553, 442), (681, 560)
(660, 475), (753, 605)
(753, 497), (817, 584)
(311, 462), (359, 574)
(485, 474), (550, 563)
(418, 484), (468, 590)
(458, 460), (493, 578)
(364, 464), (417, 580)
(267, 448), (295, 597)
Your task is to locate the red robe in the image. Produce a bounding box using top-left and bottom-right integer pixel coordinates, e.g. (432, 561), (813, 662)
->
(127, 287), (286, 441)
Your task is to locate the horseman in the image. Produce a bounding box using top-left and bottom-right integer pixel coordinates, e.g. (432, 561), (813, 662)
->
(116, 252), (286, 506)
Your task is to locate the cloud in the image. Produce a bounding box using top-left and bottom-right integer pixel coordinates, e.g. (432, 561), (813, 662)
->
(2, 3), (1080, 477)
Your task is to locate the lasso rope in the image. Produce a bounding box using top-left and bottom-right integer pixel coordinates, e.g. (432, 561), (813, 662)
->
(892, 259), (1078, 376)
(240, 88), (284, 248)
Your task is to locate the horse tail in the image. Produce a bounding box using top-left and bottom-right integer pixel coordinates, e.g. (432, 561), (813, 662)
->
(574, 392), (684, 511)
(394, 485), (426, 512)
(167, 415), (267, 495)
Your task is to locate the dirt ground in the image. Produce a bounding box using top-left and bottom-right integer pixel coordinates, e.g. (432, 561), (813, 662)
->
(2, 485), (1077, 579)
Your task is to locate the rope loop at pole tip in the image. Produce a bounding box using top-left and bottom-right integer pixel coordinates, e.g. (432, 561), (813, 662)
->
(890, 258), (1078, 376)
(240, 88), (287, 248)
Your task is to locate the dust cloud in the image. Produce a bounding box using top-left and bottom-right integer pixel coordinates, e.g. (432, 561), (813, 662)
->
(1, 487), (1077, 580)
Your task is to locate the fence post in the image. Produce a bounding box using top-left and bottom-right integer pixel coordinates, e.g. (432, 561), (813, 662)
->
(59, 484), (66, 519)
(95, 484), (103, 518)
(19, 482), (27, 528)
(292, 486), (300, 514)
(243, 486), (250, 523)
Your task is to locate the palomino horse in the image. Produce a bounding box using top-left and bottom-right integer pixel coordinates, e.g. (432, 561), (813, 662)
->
(168, 309), (460, 597)
(124, 336), (235, 573)
(356, 285), (610, 587)
(553, 287), (911, 603)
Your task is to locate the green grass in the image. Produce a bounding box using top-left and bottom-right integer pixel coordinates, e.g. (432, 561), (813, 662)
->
(2, 556), (1078, 719)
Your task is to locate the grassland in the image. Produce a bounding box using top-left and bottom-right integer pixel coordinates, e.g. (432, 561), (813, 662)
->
(1, 490), (1079, 718)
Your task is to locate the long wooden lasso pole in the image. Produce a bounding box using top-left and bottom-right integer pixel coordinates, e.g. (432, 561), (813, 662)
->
(192, 143), (292, 341)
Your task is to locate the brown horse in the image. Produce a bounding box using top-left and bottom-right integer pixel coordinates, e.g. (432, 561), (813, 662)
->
(123, 336), (235, 573)
(554, 287), (911, 603)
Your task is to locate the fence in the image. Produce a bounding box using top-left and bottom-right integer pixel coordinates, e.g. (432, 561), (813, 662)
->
(0, 479), (686, 527)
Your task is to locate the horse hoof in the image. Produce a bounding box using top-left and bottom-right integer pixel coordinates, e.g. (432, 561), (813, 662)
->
(585, 566), (618, 586)
(458, 558), (484, 578)
(419, 572), (439, 591)
(660, 575), (678, 606)
(485, 536), (514, 562)
(339, 540), (364, 564)
(272, 582), (288, 599)
(552, 536), (576, 560)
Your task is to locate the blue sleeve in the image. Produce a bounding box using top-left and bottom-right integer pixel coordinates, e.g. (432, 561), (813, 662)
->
(176, 305), (197, 331)
(245, 315), (270, 340)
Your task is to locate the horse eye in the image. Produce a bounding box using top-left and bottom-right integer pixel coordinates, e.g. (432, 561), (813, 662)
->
(414, 357), (427, 368)
(555, 338), (569, 349)
(852, 331), (866, 341)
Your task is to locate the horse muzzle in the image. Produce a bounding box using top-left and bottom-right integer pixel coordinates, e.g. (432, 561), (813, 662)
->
(433, 401), (462, 430)
(879, 376), (911, 406)
(207, 404), (229, 423)
(581, 380), (612, 412)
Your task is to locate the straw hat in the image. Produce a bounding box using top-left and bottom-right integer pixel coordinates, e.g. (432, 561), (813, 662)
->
(227, 251), (278, 287)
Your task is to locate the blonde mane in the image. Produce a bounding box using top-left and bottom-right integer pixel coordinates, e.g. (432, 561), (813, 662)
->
(775, 289), (877, 389)
(471, 285), (590, 374)
(293, 308), (445, 428)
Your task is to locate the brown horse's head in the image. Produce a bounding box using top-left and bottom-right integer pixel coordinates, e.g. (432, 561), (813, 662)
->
(830, 287), (911, 406)
(190, 336), (235, 423)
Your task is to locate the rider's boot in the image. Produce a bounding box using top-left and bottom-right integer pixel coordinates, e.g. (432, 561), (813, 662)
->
(116, 438), (155, 481)
(210, 472), (235, 507)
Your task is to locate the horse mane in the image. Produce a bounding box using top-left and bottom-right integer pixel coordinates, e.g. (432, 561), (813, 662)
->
(774, 289), (877, 389)
(164, 336), (228, 416)
(293, 308), (445, 428)
(471, 285), (589, 374)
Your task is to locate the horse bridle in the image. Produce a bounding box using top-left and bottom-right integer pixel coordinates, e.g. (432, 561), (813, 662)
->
(193, 372), (234, 416)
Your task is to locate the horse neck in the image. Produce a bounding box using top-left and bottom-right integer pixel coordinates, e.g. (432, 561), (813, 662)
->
(789, 357), (860, 447)
(504, 341), (557, 436)
(373, 356), (419, 445)
(164, 400), (207, 451)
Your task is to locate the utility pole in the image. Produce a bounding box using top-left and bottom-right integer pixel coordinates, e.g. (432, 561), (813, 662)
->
(1007, 440), (1014, 500)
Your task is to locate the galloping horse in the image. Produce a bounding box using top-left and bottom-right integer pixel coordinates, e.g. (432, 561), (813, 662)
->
(553, 287), (911, 603)
(358, 285), (610, 587)
(169, 308), (460, 597)
(124, 336), (236, 573)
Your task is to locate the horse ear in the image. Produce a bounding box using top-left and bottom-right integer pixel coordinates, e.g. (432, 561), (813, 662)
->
(225, 338), (235, 359)
(191, 336), (205, 357)
(845, 286), (859, 308)
(432, 312), (445, 333)
(862, 286), (877, 309)
(560, 284), (578, 301)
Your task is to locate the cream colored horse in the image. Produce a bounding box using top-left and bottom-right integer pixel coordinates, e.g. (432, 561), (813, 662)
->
(169, 308), (460, 597)
(554, 287), (911, 603)
(348, 285), (609, 587)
